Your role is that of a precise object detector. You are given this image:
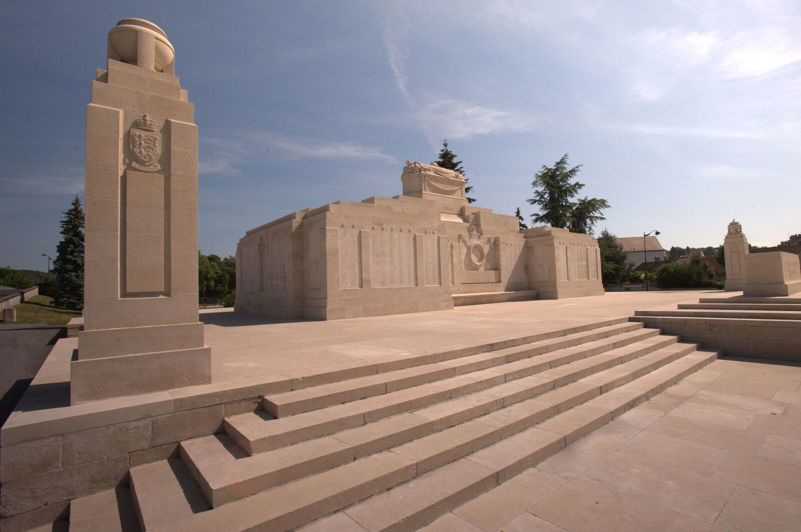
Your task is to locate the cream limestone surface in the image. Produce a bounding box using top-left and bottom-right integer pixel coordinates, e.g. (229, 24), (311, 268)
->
(744, 251), (801, 297)
(73, 19), (210, 403)
(210, 290), (713, 384)
(422, 358), (801, 532)
(724, 219), (749, 291)
(236, 161), (603, 320)
(0, 290), (713, 531)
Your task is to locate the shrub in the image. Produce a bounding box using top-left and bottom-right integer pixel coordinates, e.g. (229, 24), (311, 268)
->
(223, 291), (235, 308)
(656, 256), (715, 288)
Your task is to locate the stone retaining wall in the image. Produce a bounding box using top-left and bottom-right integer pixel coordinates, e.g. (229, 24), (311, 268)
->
(0, 393), (260, 531)
(630, 316), (801, 362)
(0, 318), (628, 530)
(0, 286), (38, 312)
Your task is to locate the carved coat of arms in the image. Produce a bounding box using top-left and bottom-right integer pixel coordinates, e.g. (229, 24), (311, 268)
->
(129, 114), (161, 172)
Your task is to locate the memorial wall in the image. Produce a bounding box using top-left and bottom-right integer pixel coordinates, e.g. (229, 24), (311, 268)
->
(237, 161), (603, 320)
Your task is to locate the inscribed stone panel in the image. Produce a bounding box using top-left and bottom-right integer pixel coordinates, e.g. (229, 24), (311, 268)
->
(557, 245), (569, 281)
(265, 230), (290, 292)
(306, 225), (324, 290)
(123, 171), (166, 294)
(423, 234), (440, 286)
(566, 245), (589, 281)
(371, 229), (415, 288)
(241, 244), (259, 293)
(339, 228), (362, 289)
(588, 247), (598, 280)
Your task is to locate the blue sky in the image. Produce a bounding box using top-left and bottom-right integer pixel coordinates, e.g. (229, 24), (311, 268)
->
(2, 1), (800, 271)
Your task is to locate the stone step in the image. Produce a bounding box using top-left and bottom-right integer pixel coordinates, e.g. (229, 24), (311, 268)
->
(313, 349), (718, 532)
(456, 282), (504, 294)
(452, 290), (536, 306)
(129, 457), (209, 531)
(159, 346), (715, 531)
(69, 485), (140, 532)
(226, 328), (660, 454)
(678, 302), (801, 311)
(634, 308), (801, 320)
(182, 337), (683, 508)
(422, 353), (722, 532)
(698, 296), (801, 304)
(263, 321), (645, 417)
(258, 317), (629, 394)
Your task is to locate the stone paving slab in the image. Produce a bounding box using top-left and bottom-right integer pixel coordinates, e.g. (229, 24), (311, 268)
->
(203, 291), (715, 384)
(434, 356), (801, 532)
(4, 292), (710, 446)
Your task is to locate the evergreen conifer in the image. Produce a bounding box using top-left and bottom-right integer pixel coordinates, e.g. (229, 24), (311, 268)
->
(52, 196), (85, 310)
(433, 140), (475, 203)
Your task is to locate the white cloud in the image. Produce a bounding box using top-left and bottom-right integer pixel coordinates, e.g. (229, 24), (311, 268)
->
(379, 3), (541, 145)
(382, 5), (412, 103)
(264, 136), (398, 163)
(695, 164), (758, 180)
(605, 123), (765, 140)
(717, 28), (801, 78)
(1, 167), (84, 196)
(415, 98), (540, 141)
(199, 138), (249, 176)
(200, 132), (398, 176)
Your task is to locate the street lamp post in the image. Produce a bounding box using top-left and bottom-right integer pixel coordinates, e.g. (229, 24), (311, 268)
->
(41, 253), (53, 274)
(643, 230), (660, 291)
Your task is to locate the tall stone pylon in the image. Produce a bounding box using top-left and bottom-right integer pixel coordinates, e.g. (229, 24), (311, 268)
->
(71, 18), (211, 403)
(723, 219), (749, 291)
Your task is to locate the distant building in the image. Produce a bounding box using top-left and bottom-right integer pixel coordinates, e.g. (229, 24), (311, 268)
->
(678, 251), (725, 281)
(616, 236), (667, 268)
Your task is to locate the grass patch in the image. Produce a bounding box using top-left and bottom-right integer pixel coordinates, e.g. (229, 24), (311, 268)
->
(2, 295), (81, 326)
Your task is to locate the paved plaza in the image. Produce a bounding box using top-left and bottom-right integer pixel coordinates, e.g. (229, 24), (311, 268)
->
(202, 291), (721, 384)
(418, 357), (801, 532)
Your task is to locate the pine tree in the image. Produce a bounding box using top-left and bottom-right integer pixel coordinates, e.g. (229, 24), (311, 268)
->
(433, 140), (475, 203)
(515, 207), (528, 230)
(527, 153), (609, 235)
(597, 229), (630, 286)
(52, 196), (85, 310)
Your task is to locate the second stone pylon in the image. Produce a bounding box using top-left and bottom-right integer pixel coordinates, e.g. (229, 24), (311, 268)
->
(71, 18), (211, 403)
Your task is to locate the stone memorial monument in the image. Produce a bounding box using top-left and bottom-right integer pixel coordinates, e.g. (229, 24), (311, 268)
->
(744, 251), (801, 297)
(236, 160), (603, 320)
(71, 18), (210, 403)
(723, 219), (748, 291)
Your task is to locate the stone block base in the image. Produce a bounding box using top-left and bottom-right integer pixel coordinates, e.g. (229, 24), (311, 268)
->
(743, 251), (801, 297)
(630, 316), (801, 362)
(78, 322), (205, 359)
(70, 346), (211, 403)
(743, 280), (801, 297)
(723, 279), (745, 291)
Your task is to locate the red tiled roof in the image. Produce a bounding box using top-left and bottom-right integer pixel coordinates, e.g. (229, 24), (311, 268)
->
(616, 236), (666, 253)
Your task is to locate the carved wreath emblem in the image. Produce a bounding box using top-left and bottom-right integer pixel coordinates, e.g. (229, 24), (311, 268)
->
(460, 223), (492, 270)
(129, 114), (161, 172)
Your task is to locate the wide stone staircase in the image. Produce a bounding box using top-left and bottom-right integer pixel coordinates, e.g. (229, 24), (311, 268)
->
(631, 296), (801, 362)
(452, 290), (537, 307)
(67, 319), (717, 531)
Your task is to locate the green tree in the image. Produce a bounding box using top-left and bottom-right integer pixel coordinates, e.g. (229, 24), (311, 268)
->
(569, 197), (610, 235)
(52, 196), (85, 310)
(656, 255), (714, 288)
(433, 140), (475, 203)
(0, 267), (35, 289)
(597, 230), (630, 286)
(198, 251), (236, 305)
(527, 154), (609, 235)
(515, 207), (528, 230)
(667, 246), (687, 261)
